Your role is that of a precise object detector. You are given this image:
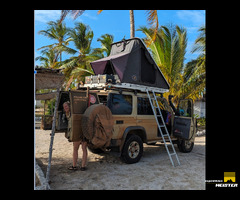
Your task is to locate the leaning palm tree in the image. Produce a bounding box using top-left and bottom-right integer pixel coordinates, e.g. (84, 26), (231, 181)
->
(59, 10), (159, 41)
(60, 22), (95, 90)
(38, 20), (74, 64)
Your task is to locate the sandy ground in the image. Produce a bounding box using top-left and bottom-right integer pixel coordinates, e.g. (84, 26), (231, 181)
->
(35, 129), (205, 190)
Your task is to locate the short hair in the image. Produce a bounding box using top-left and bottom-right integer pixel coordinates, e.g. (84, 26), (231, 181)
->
(63, 101), (70, 107)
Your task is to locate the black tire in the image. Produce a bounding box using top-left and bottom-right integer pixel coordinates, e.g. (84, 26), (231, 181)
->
(121, 134), (143, 164)
(88, 146), (104, 154)
(177, 139), (194, 153)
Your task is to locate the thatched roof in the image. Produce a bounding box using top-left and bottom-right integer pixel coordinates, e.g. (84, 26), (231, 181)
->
(35, 67), (65, 90)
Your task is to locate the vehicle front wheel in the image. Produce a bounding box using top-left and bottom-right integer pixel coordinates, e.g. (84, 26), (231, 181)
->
(121, 135), (143, 164)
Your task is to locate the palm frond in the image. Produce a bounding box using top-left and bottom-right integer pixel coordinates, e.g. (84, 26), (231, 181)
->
(145, 10), (159, 43)
(191, 26), (205, 54)
(59, 10), (85, 24)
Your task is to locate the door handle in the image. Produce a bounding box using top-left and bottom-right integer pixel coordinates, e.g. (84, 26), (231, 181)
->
(137, 120), (142, 123)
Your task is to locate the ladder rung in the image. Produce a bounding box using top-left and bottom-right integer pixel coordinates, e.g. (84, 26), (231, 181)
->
(147, 91), (180, 167)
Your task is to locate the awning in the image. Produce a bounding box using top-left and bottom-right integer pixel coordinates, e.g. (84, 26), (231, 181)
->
(35, 92), (57, 100)
(90, 52), (129, 81)
(35, 68), (65, 90)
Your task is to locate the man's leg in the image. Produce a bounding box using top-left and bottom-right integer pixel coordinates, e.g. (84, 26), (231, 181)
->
(81, 141), (88, 168)
(73, 141), (81, 167)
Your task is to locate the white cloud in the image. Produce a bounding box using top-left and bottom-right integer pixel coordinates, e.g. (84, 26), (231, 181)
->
(176, 10), (205, 25)
(82, 12), (98, 20)
(34, 10), (61, 23)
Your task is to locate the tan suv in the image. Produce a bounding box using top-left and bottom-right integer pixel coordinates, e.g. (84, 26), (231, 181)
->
(54, 87), (197, 164)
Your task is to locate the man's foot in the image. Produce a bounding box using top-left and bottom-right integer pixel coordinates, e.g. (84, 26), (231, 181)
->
(80, 167), (87, 171)
(68, 166), (78, 170)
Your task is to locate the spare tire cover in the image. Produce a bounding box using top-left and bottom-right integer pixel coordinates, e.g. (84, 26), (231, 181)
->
(81, 104), (114, 149)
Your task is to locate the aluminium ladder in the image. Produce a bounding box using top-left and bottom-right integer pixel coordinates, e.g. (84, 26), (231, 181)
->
(146, 90), (180, 167)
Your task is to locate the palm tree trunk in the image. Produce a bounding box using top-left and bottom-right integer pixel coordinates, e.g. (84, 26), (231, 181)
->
(129, 10), (135, 38)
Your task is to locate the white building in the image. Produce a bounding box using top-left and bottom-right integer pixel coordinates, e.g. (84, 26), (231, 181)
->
(193, 95), (206, 118)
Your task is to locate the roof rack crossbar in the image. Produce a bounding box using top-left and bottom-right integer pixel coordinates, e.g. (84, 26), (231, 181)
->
(82, 82), (169, 94)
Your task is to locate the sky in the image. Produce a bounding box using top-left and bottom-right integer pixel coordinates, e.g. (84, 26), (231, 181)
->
(34, 10), (205, 66)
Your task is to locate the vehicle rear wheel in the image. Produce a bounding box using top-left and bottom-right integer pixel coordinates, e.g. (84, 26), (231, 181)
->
(121, 135), (143, 164)
(177, 139), (194, 153)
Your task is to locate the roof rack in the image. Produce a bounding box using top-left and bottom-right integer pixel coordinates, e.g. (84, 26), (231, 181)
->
(81, 82), (169, 94)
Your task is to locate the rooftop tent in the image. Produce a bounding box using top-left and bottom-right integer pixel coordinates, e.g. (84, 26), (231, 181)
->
(90, 38), (170, 90)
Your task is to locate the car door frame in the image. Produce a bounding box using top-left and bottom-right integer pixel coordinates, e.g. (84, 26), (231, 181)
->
(173, 99), (196, 140)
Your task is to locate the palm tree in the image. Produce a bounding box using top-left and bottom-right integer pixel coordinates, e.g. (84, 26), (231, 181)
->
(181, 26), (205, 101)
(138, 24), (187, 104)
(192, 26), (205, 55)
(35, 48), (60, 68)
(91, 33), (114, 60)
(38, 20), (74, 64)
(59, 10), (159, 41)
(129, 10), (135, 38)
(60, 22), (95, 90)
(97, 34), (114, 56)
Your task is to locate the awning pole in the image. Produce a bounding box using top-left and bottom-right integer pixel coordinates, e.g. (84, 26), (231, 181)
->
(45, 88), (60, 190)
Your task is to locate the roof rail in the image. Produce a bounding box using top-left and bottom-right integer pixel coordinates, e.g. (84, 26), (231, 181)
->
(81, 82), (169, 94)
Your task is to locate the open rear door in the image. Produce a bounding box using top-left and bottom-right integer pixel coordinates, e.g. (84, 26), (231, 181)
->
(55, 91), (70, 132)
(68, 90), (89, 142)
(173, 99), (195, 139)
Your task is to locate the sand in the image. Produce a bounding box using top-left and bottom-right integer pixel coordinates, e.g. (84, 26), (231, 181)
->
(35, 129), (205, 190)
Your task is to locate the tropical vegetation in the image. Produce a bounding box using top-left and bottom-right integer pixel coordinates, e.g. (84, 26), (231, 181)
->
(36, 12), (205, 105)
(138, 24), (205, 104)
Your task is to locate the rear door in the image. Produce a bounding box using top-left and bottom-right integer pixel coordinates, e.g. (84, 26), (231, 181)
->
(69, 90), (89, 141)
(56, 91), (70, 132)
(173, 99), (195, 140)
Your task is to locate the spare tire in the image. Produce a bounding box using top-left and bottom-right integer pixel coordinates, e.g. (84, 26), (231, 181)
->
(81, 104), (114, 150)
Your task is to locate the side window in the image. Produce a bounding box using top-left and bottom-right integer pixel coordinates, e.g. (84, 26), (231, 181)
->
(98, 95), (108, 105)
(107, 94), (132, 115)
(137, 97), (153, 115)
(178, 100), (192, 117)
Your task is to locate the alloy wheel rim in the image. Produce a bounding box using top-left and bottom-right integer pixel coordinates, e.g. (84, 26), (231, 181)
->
(128, 141), (140, 159)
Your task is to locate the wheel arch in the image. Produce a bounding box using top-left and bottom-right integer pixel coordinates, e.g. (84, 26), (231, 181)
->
(119, 126), (147, 151)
